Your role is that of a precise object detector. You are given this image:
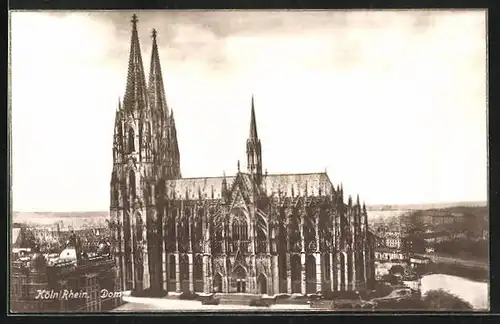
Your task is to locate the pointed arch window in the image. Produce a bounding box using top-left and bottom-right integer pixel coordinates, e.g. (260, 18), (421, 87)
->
(180, 254), (189, 280)
(232, 218), (248, 241)
(290, 213), (301, 252)
(129, 170), (136, 198)
(214, 222), (222, 241)
(128, 127), (135, 152)
(324, 254), (331, 281)
(291, 254), (301, 281)
(166, 209), (177, 252)
(195, 209), (203, 245)
(210, 219), (222, 254)
(194, 255), (203, 280)
(278, 221), (287, 251)
(169, 254), (176, 279)
(278, 254), (287, 279)
(306, 255), (316, 280)
(179, 212), (190, 253)
(110, 171), (118, 207)
(232, 219), (239, 241)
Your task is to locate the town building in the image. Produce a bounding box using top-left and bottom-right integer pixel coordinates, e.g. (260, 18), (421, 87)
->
(109, 15), (376, 296)
(384, 234), (403, 250)
(11, 238), (121, 312)
(27, 223), (62, 244)
(374, 248), (406, 262)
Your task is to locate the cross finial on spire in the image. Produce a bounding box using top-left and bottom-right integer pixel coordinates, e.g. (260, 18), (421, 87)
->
(237, 160), (240, 172)
(131, 14), (138, 26)
(152, 28), (157, 39)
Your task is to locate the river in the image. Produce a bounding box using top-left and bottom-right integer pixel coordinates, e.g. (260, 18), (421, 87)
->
(420, 274), (489, 310)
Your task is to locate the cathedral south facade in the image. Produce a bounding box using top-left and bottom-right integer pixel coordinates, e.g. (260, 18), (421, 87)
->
(109, 15), (376, 296)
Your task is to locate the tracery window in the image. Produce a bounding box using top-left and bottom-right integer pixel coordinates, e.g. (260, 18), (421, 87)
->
(211, 219), (223, 253)
(169, 255), (176, 279)
(128, 170), (136, 198)
(232, 218), (248, 241)
(180, 254), (189, 280)
(128, 127), (135, 152)
(278, 222), (287, 251)
(324, 254), (331, 281)
(194, 255), (203, 280)
(289, 214), (301, 252)
(178, 211), (190, 253)
(306, 255), (316, 280)
(291, 255), (301, 281)
(279, 254), (287, 279)
(195, 209), (203, 243)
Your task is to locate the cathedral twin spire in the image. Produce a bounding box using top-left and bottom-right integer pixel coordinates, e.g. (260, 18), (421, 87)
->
(123, 14), (148, 115)
(113, 14), (181, 180)
(148, 28), (169, 124)
(115, 14), (264, 183)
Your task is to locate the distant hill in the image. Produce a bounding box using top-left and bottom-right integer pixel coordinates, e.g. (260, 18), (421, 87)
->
(367, 201), (487, 212)
(367, 209), (409, 224)
(12, 201), (488, 228)
(13, 211), (108, 218)
(12, 211), (109, 228)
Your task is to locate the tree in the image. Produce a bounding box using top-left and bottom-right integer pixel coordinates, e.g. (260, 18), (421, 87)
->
(422, 289), (473, 311)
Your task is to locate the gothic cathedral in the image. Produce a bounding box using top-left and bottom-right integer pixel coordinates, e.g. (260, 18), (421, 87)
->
(110, 15), (376, 296)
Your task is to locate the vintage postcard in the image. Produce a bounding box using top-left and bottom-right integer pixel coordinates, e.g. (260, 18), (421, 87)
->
(9, 10), (488, 313)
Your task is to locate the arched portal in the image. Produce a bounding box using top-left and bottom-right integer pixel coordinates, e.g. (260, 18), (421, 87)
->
(257, 273), (267, 295)
(231, 265), (247, 293)
(213, 272), (223, 293)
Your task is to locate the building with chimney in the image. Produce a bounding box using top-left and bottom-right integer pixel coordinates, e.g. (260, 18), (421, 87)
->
(109, 15), (376, 296)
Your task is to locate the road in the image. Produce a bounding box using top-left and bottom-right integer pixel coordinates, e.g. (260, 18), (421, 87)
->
(416, 253), (488, 270)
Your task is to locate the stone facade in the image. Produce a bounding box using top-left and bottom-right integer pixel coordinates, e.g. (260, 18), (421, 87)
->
(109, 15), (376, 295)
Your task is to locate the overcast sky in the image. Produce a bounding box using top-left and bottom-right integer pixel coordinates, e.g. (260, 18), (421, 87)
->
(11, 10), (487, 212)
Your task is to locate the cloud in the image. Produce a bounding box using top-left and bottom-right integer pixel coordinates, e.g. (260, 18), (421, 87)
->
(10, 10), (487, 211)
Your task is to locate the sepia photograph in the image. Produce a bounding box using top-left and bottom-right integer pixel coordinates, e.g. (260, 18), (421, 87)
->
(9, 9), (488, 313)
